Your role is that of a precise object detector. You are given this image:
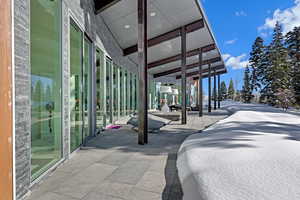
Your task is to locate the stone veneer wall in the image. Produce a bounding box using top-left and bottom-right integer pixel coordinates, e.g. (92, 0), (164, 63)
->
(14, 0), (139, 199)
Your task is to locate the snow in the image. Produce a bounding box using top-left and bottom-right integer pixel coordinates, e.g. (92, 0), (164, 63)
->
(177, 102), (300, 200)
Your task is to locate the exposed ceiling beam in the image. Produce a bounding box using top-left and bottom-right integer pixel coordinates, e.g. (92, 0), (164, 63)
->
(153, 56), (221, 78)
(123, 19), (205, 56)
(176, 65), (225, 79)
(148, 44), (215, 69)
(192, 70), (227, 80)
(94, 0), (121, 14)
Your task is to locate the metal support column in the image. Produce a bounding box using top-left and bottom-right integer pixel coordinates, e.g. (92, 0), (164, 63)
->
(138, 0), (148, 144)
(218, 74), (221, 108)
(214, 69), (217, 110)
(181, 27), (187, 124)
(198, 49), (203, 117)
(208, 63), (212, 113)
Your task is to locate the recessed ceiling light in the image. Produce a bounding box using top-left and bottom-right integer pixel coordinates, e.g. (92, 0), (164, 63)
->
(124, 25), (130, 29)
(150, 12), (156, 17)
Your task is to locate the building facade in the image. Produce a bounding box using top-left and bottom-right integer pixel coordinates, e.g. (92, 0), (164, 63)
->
(12, 0), (159, 199)
(0, 0), (226, 199)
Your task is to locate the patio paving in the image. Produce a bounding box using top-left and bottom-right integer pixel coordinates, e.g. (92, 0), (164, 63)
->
(26, 110), (229, 200)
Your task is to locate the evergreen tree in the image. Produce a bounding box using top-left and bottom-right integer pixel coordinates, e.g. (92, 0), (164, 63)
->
(241, 66), (253, 103)
(286, 26), (300, 105)
(264, 22), (291, 105)
(249, 37), (265, 91)
(220, 81), (227, 100)
(227, 79), (235, 100)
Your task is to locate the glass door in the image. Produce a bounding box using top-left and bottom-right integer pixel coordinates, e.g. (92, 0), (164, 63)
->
(30, 0), (62, 180)
(96, 48), (105, 130)
(70, 20), (83, 152)
(83, 37), (92, 140)
(106, 58), (112, 125)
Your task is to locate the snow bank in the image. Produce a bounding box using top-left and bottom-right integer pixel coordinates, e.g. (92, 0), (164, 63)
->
(177, 103), (300, 200)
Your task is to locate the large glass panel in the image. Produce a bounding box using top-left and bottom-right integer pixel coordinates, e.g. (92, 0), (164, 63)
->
(134, 75), (138, 112)
(125, 70), (129, 115)
(106, 58), (112, 124)
(83, 38), (92, 139)
(70, 21), (83, 152)
(124, 69), (128, 115)
(129, 73), (133, 114)
(120, 68), (124, 116)
(96, 49), (105, 129)
(113, 64), (118, 119)
(30, 0), (62, 180)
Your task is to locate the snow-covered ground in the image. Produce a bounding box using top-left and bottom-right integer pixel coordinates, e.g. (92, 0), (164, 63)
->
(177, 102), (300, 200)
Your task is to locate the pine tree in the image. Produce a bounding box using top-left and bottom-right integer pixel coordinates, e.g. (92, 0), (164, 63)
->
(286, 26), (300, 105)
(265, 22), (291, 105)
(220, 81), (227, 100)
(249, 37), (265, 91)
(241, 66), (253, 103)
(228, 79), (235, 100)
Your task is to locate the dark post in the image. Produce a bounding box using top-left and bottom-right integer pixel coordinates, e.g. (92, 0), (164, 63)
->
(181, 27), (187, 124)
(214, 69), (217, 110)
(198, 49), (203, 117)
(138, 0), (148, 145)
(208, 63), (212, 113)
(218, 74), (221, 108)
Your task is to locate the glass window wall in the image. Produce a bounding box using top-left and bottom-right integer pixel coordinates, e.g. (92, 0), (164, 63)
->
(113, 64), (119, 120)
(83, 37), (92, 139)
(96, 49), (105, 129)
(106, 58), (112, 125)
(70, 21), (83, 152)
(30, 0), (62, 180)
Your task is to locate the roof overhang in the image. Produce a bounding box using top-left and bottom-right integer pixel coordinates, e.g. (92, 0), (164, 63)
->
(96, 0), (226, 81)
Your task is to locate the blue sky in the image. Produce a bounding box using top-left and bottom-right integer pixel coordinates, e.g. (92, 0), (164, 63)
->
(200, 0), (299, 93)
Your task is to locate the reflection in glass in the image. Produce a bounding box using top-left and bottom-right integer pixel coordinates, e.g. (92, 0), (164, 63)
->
(125, 71), (129, 115)
(120, 68), (124, 116)
(70, 21), (83, 152)
(83, 38), (92, 139)
(129, 73), (133, 114)
(30, 0), (62, 180)
(113, 65), (118, 119)
(106, 58), (112, 124)
(96, 49), (105, 129)
(134, 75), (138, 112)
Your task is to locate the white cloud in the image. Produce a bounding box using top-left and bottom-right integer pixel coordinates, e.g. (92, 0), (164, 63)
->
(222, 54), (249, 70)
(259, 0), (300, 34)
(235, 11), (247, 17)
(222, 54), (231, 61)
(225, 38), (238, 45)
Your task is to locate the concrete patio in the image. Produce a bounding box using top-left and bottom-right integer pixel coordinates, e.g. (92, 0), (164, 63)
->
(26, 110), (229, 200)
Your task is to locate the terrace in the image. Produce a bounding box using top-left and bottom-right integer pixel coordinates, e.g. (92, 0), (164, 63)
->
(26, 110), (229, 200)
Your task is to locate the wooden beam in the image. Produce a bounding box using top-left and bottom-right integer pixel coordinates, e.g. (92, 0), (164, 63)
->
(193, 71), (227, 80)
(175, 65), (225, 79)
(154, 56), (221, 78)
(148, 44), (215, 69)
(138, 0), (148, 145)
(124, 19), (205, 56)
(0, 0), (13, 198)
(181, 27), (187, 125)
(198, 50), (203, 117)
(208, 63), (212, 113)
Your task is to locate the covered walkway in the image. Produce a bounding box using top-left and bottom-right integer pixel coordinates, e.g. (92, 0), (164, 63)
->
(26, 110), (229, 200)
